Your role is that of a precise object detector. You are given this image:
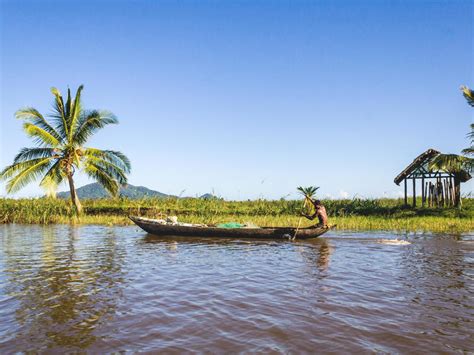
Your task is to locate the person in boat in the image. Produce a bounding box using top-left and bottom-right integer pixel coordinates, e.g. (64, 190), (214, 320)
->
(301, 199), (329, 228)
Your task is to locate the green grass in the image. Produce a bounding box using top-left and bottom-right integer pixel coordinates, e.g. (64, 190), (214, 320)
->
(1, 197), (473, 233)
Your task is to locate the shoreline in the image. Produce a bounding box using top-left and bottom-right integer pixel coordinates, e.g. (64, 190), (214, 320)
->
(1, 198), (473, 233)
(1, 214), (473, 234)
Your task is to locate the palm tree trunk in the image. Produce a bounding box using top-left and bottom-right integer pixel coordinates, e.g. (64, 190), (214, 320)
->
(67, 174), (82, 214)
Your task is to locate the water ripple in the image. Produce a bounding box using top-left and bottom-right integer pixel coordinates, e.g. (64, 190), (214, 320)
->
(0, 225), (473, 353)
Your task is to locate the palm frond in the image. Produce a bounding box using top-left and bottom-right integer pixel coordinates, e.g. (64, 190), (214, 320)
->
(3, 158), (53, 193)
(16, 107), (63, 143)
(65, 88), (72, 121)
(73, 110), (118, 145)
(464, 159), (474, 172)
(297, 186), (319, 200)
(50, 87), (69, 139)
(84, 163), (120, 197)
(69, 85), (84, 140)
(461, 85), (474, 107)
(84, 157), (128, 184)
(83, 148), (131, 173)
(23, 123), (61, 147)
(14, 147), (56, 163)
(0, 158), (52, 180)
(467, 124), (474, 143)
(40, 160), (65, 197)
(429, 154), (471, 173)
(462, 147), (474, 156)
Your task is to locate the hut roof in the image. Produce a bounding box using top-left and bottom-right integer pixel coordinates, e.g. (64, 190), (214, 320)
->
(394, 149), (471, 185)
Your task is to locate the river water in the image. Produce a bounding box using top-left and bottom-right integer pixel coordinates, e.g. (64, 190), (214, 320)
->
(0, 225), (472, 353)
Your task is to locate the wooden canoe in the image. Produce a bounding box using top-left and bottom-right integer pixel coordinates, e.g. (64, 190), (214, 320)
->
(129, 216), (333, 240)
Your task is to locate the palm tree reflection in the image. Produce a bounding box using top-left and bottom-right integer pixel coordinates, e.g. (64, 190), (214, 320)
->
(2, 225), (124, 351)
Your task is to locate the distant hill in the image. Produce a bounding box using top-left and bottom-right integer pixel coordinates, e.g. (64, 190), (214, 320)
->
(57, 183), (170, 199)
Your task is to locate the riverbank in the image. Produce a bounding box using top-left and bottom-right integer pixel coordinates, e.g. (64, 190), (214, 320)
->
(1, 197), (473, 233)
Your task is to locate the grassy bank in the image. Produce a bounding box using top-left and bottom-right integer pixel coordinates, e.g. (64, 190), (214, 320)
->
(1, 197), (473, 233)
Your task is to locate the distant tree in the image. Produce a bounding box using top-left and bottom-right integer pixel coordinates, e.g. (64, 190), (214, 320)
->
(0, 85), (131, 213)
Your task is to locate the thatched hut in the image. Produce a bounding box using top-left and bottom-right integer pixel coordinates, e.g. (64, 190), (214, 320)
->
(394, 149), (471, 207)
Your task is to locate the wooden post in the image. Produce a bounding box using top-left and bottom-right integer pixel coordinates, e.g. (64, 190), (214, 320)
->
(421, 177), (425, 207)
(431, 182), (435, 207)
(427, 182), (430, 207)
(438, 180), (442, 207)
(432, 182), (435, 207)
(425, 182), (430, 207)
(443, 179), (449, 207)
(412, 178), (416, 207)
(429, 182), (433, 207)
(404, 179), (408, 206)
(436, 178), (441, 208)
(442, 179), (446, 207)
(454, 175), (461, 207)
(440, 178), (445, 207)
(450, 177), (455, 206)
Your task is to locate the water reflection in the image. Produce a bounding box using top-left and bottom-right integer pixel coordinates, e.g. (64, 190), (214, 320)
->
(1, 226), (125, 351)
(298, 239), (334, 271)
(141, 234), (335, 272)
(0, 226), (473, 353)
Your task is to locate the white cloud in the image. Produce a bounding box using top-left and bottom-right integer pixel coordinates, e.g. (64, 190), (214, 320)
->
(339, 190), (349, 199)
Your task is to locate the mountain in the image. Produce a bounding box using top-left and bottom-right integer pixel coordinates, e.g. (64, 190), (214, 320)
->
(56, 183), (170, 199)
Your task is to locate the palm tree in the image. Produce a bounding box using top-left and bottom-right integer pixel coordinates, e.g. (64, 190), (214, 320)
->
(460, 86), (474, 164)
(430, 85), (474, 171)
(428, 85), (474, 206)
(0, 85), (131, 213)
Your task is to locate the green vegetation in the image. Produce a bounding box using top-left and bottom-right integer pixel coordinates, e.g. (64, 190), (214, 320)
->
(1, 197), (473, 233)
(0, 85), (130, 213)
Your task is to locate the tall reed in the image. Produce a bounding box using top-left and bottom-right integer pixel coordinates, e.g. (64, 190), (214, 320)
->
(1, 197), (473, 232)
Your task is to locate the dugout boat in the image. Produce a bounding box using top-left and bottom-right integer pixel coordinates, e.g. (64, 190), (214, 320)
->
(129, 216), (333, 240)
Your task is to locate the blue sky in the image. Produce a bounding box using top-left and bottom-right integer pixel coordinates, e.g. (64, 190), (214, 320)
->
(1, 0), (473, 200)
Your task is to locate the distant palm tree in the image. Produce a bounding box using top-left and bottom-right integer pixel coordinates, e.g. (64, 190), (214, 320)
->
(429, 85), (474, 174)
(460, 86), (474, 162)
(428, 85), (474, 207)
(0, 85), (131, 213)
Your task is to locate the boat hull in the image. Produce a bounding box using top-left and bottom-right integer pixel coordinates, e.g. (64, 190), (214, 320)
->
(129, 216), (332, 240)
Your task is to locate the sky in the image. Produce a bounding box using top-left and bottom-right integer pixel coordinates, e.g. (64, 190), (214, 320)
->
(0, 0), (473, 200)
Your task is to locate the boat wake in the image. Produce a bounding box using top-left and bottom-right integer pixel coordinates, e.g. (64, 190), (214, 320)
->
(377, 239), (411, 245)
